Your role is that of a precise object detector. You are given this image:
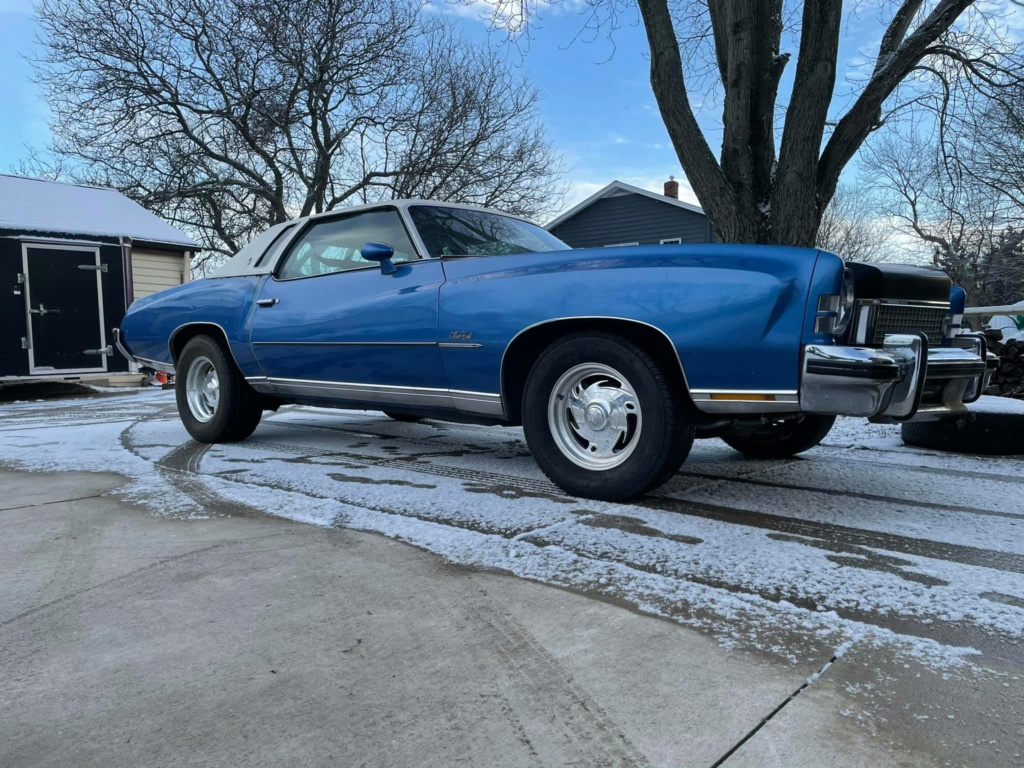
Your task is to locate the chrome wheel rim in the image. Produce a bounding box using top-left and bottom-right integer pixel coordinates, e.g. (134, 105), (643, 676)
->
(185, 356), (220, 423)
(547, 363), (642, 471)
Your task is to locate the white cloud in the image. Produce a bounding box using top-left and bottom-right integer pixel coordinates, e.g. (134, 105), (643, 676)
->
(425, 0), (590, 34)
(563, 173), (701, 210)
(426, 0), (528, 33)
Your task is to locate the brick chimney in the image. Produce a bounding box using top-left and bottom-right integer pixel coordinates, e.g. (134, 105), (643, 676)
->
(664, 176), (679, 200)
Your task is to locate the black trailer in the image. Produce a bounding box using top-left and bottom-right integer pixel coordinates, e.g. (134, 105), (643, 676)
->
(0, 175), (196, 380)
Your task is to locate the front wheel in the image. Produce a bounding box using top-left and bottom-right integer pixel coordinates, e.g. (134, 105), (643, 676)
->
(522, 333), (695, 501)
(176, 335), (263, 443)
(721, 415), (835, 459)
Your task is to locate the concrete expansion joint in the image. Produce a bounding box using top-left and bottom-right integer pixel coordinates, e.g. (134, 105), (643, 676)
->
(0, 541), (231, 631)
(709, 639), (860, 768)
(0, 492), (111, 512)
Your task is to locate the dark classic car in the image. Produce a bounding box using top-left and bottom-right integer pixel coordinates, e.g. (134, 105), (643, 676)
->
(115, 200), (997, 500)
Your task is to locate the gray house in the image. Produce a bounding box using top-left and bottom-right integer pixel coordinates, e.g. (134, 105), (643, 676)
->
(547, 179), (714, 248)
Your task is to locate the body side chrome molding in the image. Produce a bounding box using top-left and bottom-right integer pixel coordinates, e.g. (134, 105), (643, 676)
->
(690, 390), (801, 414)
(449, 390), (503, 415)
(135, 356), (176, 374)
(251, 376), (504, 417)
(690, 389), (798, 395)
(251, 340), (437, 347)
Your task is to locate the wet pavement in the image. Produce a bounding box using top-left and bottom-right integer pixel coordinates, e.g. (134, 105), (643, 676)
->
(2, 389), (1023, 766)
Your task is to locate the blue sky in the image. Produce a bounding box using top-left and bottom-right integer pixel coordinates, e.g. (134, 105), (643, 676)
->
(0, 0), (902, 211)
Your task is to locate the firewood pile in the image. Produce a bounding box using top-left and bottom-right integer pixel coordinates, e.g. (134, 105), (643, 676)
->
(986, 338), (1024, 399)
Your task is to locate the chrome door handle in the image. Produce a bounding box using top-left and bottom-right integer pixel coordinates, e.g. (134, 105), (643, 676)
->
(256, 298), (279, 307)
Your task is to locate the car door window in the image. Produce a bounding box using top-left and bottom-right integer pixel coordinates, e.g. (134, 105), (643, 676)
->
(277, 210), (418, 280)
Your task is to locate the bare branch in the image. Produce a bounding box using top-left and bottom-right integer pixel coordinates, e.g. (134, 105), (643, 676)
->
(28, 0), (563, 265)
(636, 0), (739, 239)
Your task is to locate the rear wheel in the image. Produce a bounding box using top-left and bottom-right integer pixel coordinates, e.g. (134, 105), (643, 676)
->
(721, 415), (835, 459)
(522, 332), (694, 501)
(176, 335), (263, 443)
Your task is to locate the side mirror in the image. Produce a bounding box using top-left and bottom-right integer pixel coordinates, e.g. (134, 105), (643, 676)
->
(361, 242), (397, 275)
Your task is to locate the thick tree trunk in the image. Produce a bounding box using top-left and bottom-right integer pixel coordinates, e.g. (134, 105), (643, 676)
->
(636, 0), (979, 249)
(636, 0), (747, 242)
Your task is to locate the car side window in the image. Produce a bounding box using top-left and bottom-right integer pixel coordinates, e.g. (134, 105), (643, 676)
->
(253, 223), (299, 269)
(277, 210), (418, 280)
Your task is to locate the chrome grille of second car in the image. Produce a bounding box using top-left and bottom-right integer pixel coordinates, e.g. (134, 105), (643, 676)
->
(871, 304), (946, 345)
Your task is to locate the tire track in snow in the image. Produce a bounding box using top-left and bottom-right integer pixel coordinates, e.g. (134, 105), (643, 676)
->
(815, 449), (1024, 485)
(157, 434), (1024, 662)
(240, 433), (1024, 577)
(107, 401), (1024, 662)
(675, 469), (1024, 522)
(263, 416), (1024, 539)
(118, 408), (257, 518)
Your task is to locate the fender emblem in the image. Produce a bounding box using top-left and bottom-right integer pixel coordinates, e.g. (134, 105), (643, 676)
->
(449, 330), (474, 341)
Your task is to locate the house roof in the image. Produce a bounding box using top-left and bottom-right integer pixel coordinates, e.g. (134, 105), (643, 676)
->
(0, 175), (198, 249)
(546, 180), (705, 230)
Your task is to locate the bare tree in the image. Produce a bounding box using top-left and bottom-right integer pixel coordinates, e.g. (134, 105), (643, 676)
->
(949, 83), (1024, 213)
(29, 0), (563, 267)
(479, 0), (1023, 247)
(816, 184), (899, 263)
(978, 228), (1024, 307)
(864, 130), (1024, 297)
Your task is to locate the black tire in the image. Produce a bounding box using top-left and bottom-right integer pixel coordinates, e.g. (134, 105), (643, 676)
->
(521, 332), (695, 501)
(383, 411), (424, 423)
(721, 415), (836, 459)
(175, 335), (263, 443)
(901, 411), (1024, 455)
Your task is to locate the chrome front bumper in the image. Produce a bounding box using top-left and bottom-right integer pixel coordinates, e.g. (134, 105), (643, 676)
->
(801, 333), (996, 422)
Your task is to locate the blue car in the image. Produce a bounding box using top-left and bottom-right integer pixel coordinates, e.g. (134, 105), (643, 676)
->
(116, 201), (996, 500)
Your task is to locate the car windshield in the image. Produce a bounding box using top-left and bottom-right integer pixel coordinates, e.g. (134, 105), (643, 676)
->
(409, 205), (570, 258)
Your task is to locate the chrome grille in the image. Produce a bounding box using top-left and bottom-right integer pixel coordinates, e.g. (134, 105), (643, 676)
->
(871, 304), (946, 345)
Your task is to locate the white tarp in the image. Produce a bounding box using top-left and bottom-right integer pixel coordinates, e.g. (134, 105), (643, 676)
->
(989, 299), (1024, 342)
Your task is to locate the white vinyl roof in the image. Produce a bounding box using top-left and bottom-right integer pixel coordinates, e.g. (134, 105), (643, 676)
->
(211, 198), (537, 278)
(0, 174), (198, 248)
(546, 180), (705, 230)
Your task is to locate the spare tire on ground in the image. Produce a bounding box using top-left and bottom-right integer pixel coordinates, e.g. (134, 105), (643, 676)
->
(901, 396), (1024, 455)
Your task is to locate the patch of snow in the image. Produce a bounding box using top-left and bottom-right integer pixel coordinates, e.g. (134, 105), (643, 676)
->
(0, 174), (196, 247)
(969, 396), (1024, 415)
(1, 395), (1021, 671)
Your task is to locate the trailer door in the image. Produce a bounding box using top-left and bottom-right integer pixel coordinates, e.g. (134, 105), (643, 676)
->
(22, 244), (108, 374)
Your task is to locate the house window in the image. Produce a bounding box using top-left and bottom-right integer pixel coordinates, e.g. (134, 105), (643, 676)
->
(660, 237), (682, 244)
(604, 242), (639, 247)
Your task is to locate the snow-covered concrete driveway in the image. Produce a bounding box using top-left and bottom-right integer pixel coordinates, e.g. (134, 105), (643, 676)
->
(2, 389), (1023, 765)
